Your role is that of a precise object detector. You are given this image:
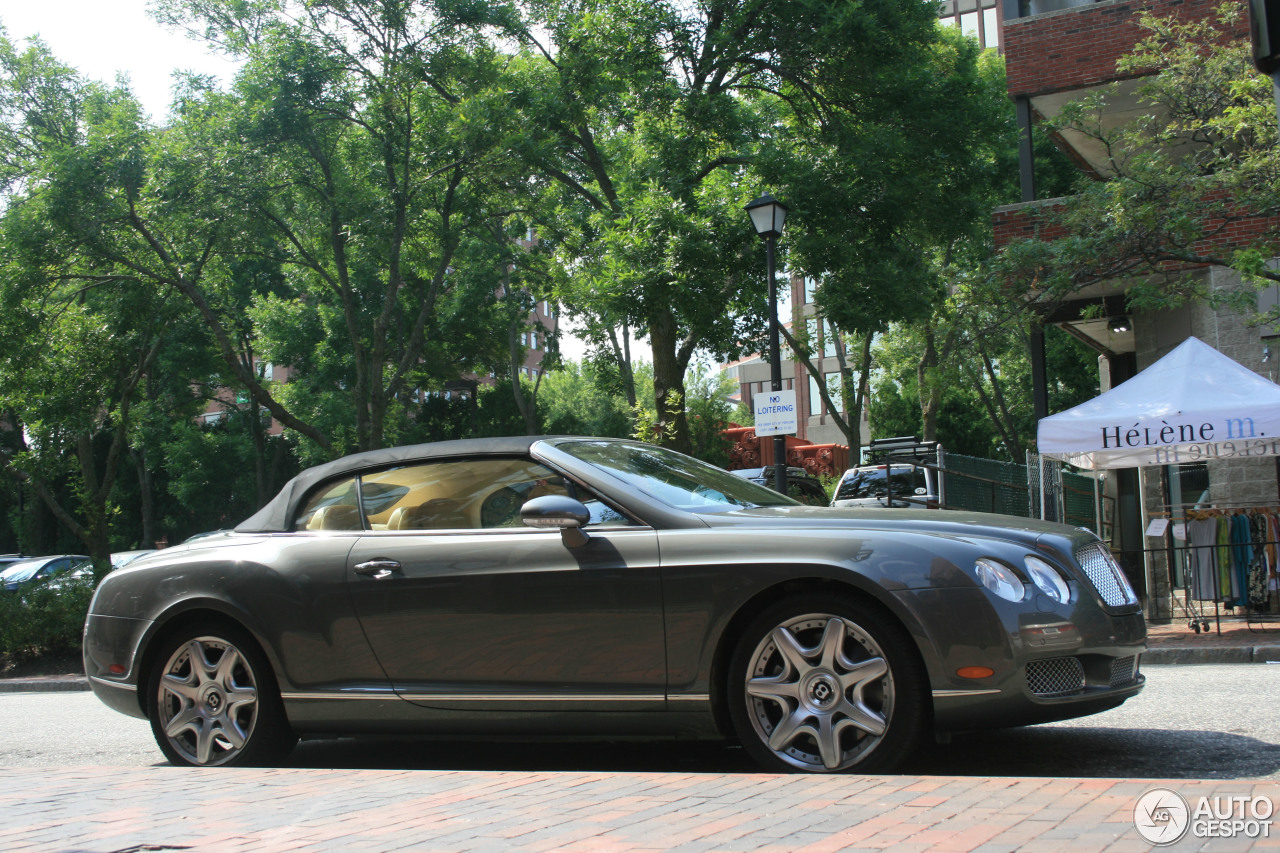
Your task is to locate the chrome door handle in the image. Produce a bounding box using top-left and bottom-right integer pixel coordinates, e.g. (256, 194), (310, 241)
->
(354, 559), (402, 580)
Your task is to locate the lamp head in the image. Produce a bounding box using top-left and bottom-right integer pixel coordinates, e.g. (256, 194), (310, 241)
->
(744, 192), (788, 239)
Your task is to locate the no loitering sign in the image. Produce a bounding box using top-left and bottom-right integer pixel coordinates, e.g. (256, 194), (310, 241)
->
(753, 389), (797, 436)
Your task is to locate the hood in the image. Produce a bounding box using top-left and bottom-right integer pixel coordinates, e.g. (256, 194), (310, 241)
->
(698, 505), (1095, 551)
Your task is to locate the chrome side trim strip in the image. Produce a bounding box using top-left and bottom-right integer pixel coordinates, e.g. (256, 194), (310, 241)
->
(932, 689), (1002, 697)
(396, 693), (666, 703)
(281, 691), (397, 701)
(89, 676), (137, 692)
(667, 694), (711, 703)
(281, 691), (668, 703)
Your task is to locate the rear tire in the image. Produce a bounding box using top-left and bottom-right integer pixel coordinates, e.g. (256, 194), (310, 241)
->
(147, 621), (297, 767)
(726, 594), (928, 773)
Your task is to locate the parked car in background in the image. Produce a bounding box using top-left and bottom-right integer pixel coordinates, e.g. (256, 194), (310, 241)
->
(106, 550), (158, 569)
(730, 466), (829, 506)
(85, 436), (1144, 774)
(831, 463), (939, 509)
(48, 550), (162, 592)
(1, 554), (89, 592)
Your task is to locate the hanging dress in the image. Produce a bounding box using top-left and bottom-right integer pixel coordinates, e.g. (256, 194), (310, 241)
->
(1186, 517), (1220, 601)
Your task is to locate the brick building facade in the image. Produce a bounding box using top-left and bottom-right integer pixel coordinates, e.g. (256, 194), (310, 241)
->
(995, 0), (1280, 621)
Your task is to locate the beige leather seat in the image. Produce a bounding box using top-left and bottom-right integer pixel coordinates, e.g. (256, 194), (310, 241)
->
(388, 499), (470, 530)
(306, 504), (362, 531)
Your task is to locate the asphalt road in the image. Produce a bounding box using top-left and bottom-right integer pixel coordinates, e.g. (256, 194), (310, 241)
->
(3, 663), (1278, 778)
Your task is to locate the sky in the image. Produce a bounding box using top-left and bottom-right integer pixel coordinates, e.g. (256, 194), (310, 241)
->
(1, 1), (240, 124)
(0, 1), (664, 365)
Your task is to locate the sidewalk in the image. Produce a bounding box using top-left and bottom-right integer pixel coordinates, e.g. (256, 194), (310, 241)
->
(1, 765), (1276, 852)
(1144, 615), (1280, 664)
(3, 622), (1279, 851)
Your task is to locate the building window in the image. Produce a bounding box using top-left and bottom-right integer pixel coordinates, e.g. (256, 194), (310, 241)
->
(808, 375), (823, 416)
(804, 276), (818, 304)
(806, 318), (837, 358)
(982, 6), (999, 47)
(825, 373), (845, 413)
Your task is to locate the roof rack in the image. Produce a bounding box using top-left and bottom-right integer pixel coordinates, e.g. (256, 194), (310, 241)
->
(864, 436), (939, 464)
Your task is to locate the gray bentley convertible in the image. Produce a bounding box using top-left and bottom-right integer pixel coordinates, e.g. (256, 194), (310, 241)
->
(83, 436), (1145, 772)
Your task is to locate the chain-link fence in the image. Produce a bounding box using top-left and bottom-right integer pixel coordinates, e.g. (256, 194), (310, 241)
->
(929, 450), (1101, 535)
(937, 451), (1033, 517)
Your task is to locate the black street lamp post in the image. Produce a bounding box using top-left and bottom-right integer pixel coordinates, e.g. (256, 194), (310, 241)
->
(744, 192), (789, 498)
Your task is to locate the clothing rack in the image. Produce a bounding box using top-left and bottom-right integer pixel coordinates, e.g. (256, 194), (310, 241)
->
(1150, 501), (1280, 635)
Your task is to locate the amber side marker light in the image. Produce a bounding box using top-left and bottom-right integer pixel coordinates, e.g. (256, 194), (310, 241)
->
(956, 666), (995, 679)
(108, 664), (126, 675)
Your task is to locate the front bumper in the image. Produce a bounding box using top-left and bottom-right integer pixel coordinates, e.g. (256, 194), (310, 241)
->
(893, 587), (1147, 732)
(83, 613), (152, 720)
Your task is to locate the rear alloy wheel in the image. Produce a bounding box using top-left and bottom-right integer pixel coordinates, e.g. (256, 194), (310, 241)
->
(147, 623), (295, 767)
(727, 595), (927, 773)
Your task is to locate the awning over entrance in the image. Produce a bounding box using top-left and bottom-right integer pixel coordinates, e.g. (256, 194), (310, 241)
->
(1037, 336), (1280, 470)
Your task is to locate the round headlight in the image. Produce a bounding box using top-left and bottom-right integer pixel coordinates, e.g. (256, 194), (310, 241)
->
(1024, 555), (1072, 604)
(974, 558), (1025, 602)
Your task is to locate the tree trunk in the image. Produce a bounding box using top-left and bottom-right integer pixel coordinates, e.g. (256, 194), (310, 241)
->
(649, 311), (691, 453)
(918, 325), (942, 443)
(132, 448), (156, 549)
(250, 398), (271, 507)
(607, 321), (638, 408)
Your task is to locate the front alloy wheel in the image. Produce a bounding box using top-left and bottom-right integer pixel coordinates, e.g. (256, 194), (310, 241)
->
(148, 623), (294, 767)
(728, 595), (926, 773)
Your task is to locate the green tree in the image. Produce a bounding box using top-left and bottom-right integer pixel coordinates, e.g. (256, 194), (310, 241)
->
(0, 35), (188, 566)
(163, 0), (537, 453)
(537, 359), (636, 438)
(501, 0), (994, 454)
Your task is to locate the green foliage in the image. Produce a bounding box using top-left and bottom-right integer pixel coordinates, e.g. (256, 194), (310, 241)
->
(498, 0), (1003, 451)
(872, 323), (1098, 459)
(683, 361), (736, 467)
(632, 392), (680, 446)
(537, 361), (635, 438)
(0, 579), (93, 661)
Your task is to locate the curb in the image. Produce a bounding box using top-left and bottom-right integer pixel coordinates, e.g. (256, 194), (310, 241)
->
(1144, 644), (1280, 665)
(0, 676), (90, 693)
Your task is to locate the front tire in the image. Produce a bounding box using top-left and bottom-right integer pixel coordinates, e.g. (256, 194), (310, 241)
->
(727, 594), (928, 773)
(147, 621), (297, 767)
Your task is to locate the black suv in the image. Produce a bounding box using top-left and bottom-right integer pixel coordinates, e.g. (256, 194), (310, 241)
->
(730, 466), (830, 506)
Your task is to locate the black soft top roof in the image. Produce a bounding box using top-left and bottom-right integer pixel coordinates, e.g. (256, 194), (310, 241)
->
(236, 435), (550, 533)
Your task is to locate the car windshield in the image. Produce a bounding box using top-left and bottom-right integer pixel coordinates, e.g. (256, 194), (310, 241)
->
(836, 466), (926, 501)
(0, 559), (48, 584)
(557, 440), (797, 511)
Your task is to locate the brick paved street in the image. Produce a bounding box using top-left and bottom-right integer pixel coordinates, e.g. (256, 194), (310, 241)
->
(2, 621), (1278, 851)
(1, 766), (1276, 852)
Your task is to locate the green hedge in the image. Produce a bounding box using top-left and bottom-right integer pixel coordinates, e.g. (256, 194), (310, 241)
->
(0, 579), (94, 662)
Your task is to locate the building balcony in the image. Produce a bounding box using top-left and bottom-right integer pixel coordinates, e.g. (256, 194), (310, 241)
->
(1004, 0), (1236, 99)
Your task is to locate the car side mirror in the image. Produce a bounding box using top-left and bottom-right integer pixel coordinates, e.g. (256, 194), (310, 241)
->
(520, 495), (591, 548)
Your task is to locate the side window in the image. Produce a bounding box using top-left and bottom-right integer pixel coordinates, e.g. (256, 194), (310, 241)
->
(361, 459), (556, 531)
(360, 457), (637, 532)
(295, 478), (364, 531)
(295, 458), (641, 532)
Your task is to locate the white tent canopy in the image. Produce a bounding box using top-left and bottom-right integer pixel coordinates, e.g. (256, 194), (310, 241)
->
(1037, 336), (1280, 470)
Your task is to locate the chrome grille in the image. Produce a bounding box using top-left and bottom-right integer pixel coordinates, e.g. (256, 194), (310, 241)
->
(1026, 657), (1085, 697)
(1110, 655), (1139, 688)
(1074, 543), (1138, 607)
